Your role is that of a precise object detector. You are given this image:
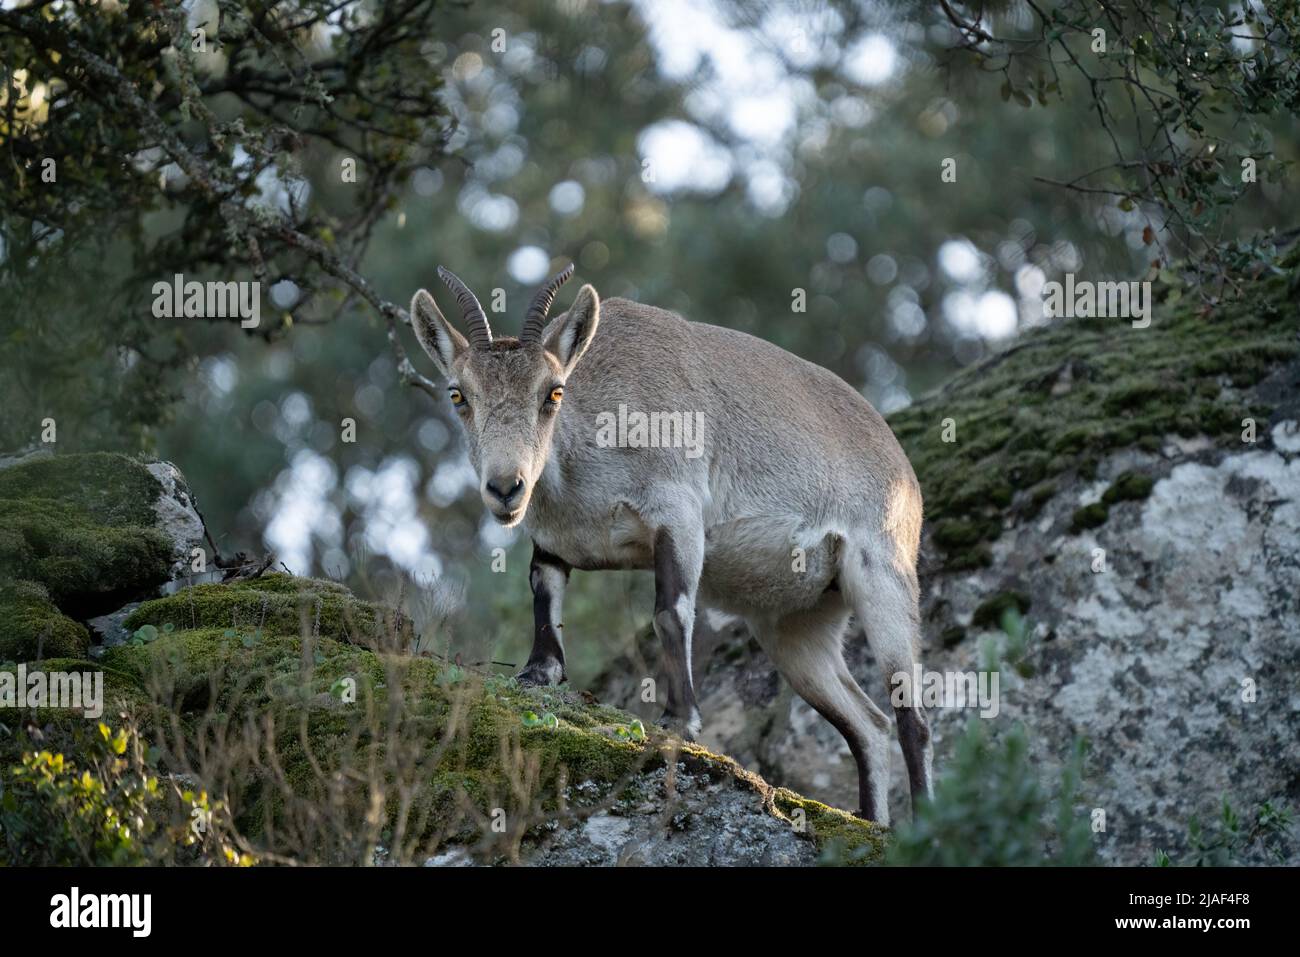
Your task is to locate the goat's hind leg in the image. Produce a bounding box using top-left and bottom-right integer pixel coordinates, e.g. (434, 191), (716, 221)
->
(651, 523), (704, 739)
(753, 602), (892, 824)
(841, 540), (933, 810)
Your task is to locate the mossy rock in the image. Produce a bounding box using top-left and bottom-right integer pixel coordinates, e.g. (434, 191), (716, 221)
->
(1069, 502), (1110, 534)
(0, 453), (174, 613)
(889, 264), (1300, 571)
(0, 657), (149, 720)
(102, 625), (372, 714)
(123, 574), (411, 648)
(772, 789), (886, 865)
(1101, 470), (1155, 505)
(0, 579), (90, 661)
(85, 577), (885, 863)
(1065, 472), (1156, 535)
(0, 453), (165, 528)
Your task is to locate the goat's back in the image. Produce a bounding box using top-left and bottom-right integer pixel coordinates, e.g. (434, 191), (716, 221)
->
(562, 298), (919, 521)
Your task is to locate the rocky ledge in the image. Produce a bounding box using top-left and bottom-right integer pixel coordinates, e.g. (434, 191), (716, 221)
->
(0, 452), (881, 866)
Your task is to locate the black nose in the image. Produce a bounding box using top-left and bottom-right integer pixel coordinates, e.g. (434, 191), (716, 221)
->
(485, 475), (525, 507)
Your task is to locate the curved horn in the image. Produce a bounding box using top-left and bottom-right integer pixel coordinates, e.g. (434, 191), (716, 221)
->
(520, 262), (576, 345)
(437, 266), (492, 350)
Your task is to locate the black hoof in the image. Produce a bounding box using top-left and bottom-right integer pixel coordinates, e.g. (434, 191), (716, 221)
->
(656, 709), (703, 741)
(516, 659), (564, 688)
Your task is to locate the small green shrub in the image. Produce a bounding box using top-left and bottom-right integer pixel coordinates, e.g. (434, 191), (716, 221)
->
(886, 720), (1097, 866)
(1156, 798), (1294, 866)
(0, 720), (253, 866)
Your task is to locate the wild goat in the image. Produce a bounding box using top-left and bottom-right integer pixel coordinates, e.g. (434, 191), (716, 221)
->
(410, 264), (932, 823)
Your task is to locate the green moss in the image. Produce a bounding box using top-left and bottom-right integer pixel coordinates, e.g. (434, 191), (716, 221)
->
(1066, 472), (1156, 535)
(971, 591), (1031, 630)
(1101, 379), (1165, 415)
(888, 264), (1300, 572)
(932, 518), (995, 549)
(0, 579), (89, 661)
(1070, 502), (1110, 534)
(949, 545), (993, 570)
(0, 499), (173, 607)
(222, 573), (353, 597)
(123, 574), (409, 647)
(0, 453), (163, 528)
(0, 453), (174, 610)
(1007, 452), (1050, 488)
(772, 789), (886, 865)
(103, 625), (376, 715)
(1101, 470), (1155, 505)
(86, 577), (888, 862)
(1025, 481), (1058, 517)
(0, 657), (149, 718)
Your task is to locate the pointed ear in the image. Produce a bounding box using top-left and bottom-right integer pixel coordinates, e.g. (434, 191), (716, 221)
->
(544, 284), (600, 375)
(411, 288), (467, 378)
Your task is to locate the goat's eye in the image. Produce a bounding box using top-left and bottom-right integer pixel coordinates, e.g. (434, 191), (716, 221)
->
(548, 386), (564, 404)
(448, 388), (465, 407)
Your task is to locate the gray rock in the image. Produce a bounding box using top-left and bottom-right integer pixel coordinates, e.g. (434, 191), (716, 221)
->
(84, 461), (215, 648)
(86, 601), (141, 650)
(145, 461), (209, 577)
(519, 765), (820, 866)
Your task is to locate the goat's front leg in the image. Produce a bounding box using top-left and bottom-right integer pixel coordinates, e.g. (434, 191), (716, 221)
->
(652, 524), (704, 739)
(516, 543), (570, 687)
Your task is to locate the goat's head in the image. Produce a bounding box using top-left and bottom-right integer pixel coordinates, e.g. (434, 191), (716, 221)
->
(410, 263), (600, 527)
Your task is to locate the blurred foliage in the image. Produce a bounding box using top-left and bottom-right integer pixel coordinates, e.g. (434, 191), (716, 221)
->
(1, 0), (1296, 675)
(933, 0), (1300, 268)
(1, 0), (449, 451)
(885, 719), (1098, 865)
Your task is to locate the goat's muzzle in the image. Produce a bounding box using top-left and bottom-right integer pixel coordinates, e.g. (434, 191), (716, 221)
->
(483, 472), (527, 525)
